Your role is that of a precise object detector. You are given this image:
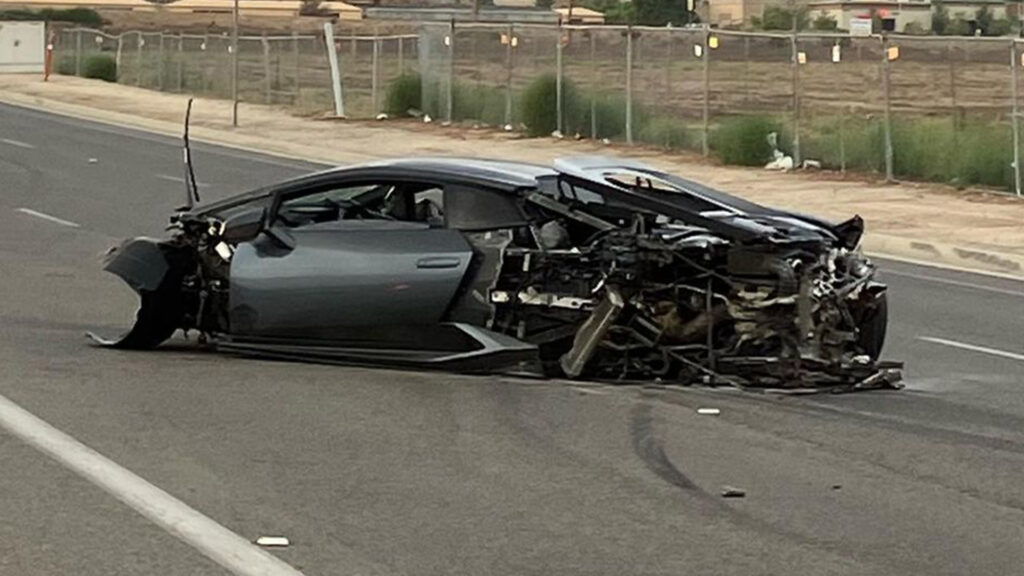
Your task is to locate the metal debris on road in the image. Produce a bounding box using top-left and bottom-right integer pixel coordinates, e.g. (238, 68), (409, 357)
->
(87, 158), (98, 164)
(721, 486), (746, 498)
(697, 408), (721, 416)
(255, 536), (290, 547)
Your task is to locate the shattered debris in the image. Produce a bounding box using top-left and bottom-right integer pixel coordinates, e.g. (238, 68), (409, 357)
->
(721, 486), (747, 498)
(254, 536), (290, 547)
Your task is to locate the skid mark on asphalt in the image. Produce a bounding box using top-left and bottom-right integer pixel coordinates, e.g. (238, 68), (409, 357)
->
(629, 402), (698, 490)
(0, 392), (306, 576)
(15, 208), (80, 228)
(919, 336), (1024, 363)
(2, 138), (35, 149)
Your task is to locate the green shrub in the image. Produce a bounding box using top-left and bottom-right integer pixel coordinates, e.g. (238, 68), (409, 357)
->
(0, 7), (102, 25)
(637, 117), (690, 150)
(795, 114), (1012, 189)
(519, 73), (583, 137)
(384, 73), (421, 116)
(56, 55), (76, 76)
(452, 83), (506, 126)
(82, 54), (116, 82)
(712, 115), (780, 166)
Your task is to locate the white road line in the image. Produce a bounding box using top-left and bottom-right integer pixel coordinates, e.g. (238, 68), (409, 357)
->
(15, 208), (81, 228)
(919, 336), (1024, 363)
(155, 173), (211, 187)
(0, 393), (305, 576)
(1, 137), (35, 149)
(885, 269), (1024, 298)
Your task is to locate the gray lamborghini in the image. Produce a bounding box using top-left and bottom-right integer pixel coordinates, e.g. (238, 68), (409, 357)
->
(96, 150), (900, 390)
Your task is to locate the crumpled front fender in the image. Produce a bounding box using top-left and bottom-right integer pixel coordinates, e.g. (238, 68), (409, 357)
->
(103, 237), (171, 293)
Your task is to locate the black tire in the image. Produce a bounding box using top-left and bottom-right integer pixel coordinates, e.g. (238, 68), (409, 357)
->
(108, 290), (182, 349)
(856, 291), (888, 360)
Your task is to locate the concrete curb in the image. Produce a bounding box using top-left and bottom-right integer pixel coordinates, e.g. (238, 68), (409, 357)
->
(864, 234), (1024, 280)
(3, 89), (1023, 283)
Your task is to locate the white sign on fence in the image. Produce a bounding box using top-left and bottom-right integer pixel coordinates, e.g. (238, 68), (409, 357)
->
(0, 21), (45, 73)
(849, 18), (873, 37)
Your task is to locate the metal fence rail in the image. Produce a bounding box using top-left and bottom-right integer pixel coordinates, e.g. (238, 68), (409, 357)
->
(55, 24), (1024, 195)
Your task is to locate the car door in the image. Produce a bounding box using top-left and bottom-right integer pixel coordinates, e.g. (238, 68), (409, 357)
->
(227, 179), (472, 342)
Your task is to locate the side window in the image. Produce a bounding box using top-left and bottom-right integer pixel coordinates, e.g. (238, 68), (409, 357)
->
(276, 182), (449, 228)
(444, 184), (525, 230)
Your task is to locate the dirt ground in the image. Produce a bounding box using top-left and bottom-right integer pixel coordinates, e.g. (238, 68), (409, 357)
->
(2, 73), (1022, 274)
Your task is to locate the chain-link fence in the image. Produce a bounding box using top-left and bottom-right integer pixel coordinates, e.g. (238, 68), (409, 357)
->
(54, 25), (1024, 194)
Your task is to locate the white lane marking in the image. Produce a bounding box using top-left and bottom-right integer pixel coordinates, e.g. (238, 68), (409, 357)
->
(919, 336), (1024, 363)
(15, 208), (80, 228)
(885, 269), (1024, 298)
(155, 173), (211, 187)
(0, 393), (305, 576)
(1, 138), (34, 149)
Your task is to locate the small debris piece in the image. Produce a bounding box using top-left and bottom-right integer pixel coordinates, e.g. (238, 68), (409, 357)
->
(551, 130), (564, 139)
(721, 486), (746, 498)
(697, 408), (720, 416)
(255, 536), (290, 547)
(423, 114), (433, 123)
(802, 159), (822, 170)
(88, 158), (99, 164)
(831, 484), (842, 490)
(503, 123), (513, 132)
(375, 113), (388, 121)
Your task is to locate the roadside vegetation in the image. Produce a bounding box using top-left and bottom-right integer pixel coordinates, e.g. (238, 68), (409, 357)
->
(83, 54), (117, 83)
(0, 7), (102, 26)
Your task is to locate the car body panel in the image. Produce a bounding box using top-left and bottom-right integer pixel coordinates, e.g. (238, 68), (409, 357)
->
(229, 220), (472, 338)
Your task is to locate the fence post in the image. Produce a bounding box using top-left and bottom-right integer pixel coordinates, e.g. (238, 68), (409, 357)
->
(743, 35), (750, 104)
(791, 30), (801, 166)
(1011, 40), (1021, 196)
(881, 34), (894, 182)
(158, 33), (165, 91)
(556, 21), (564, 135)
(293, 31), (301, 99)
(177, 35), (184, 92)
(948, 42), (958, 128)
(231, 6), (239, 126)
(372, 27), (380, 115)
(664, 28), (673, 104)
(625, 25), (633, 146)
(839, 106), (847, 174)
(398, 36), (404, 73)
(505, 24), (514, 127)
(261, 33), (271, 104)
(701, 26), (710, 157)
(135, 33), (143, 87)
(589, 31), (597, 139)
(323, 23), (345, 117)
(75, 29), (82, 76)
(446, 19), (455, 123)
(115, 34), (123, 82)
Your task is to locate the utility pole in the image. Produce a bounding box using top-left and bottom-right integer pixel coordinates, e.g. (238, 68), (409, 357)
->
(231, 0), (239, 127)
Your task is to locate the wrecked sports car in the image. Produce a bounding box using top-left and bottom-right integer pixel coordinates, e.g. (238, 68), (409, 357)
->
(96, 150), (901, 390)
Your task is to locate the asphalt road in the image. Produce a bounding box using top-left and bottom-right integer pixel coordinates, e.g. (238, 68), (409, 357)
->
(2, 101), (1024, 576)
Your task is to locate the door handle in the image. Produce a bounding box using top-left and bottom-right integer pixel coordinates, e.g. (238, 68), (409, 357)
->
(416, 257), (461, 269)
